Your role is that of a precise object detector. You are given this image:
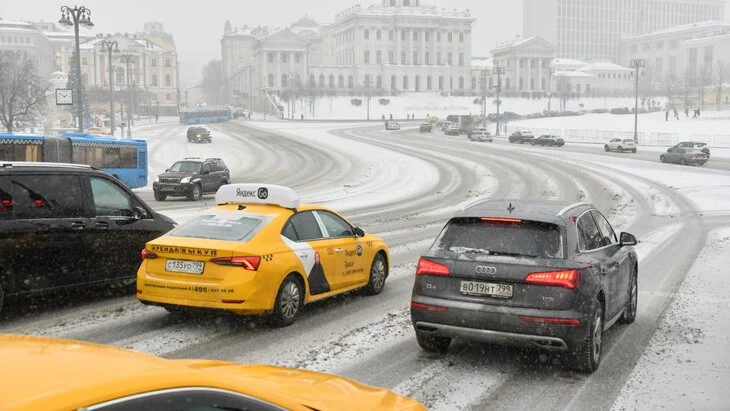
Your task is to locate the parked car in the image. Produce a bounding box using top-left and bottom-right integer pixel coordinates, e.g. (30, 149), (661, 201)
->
(604, 138), (637, 153)
(530, 135), (565, 146)
(444, 126), (460, 136)
(385, 121), (400, 131)
(419, 123), (433, 133)
(673, 141), (710, 158)
(153, 157), (230, 201)
(0, 162), (176, 315)
(467, 128), (493, 142)
(186, 126), (212, 143)
(508, 131), (535, 144)
(410, 200), (638, 373)
(659, 147), (708, 166)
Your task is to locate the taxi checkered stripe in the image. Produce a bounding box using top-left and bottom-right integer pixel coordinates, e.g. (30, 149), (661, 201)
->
(262, 254), (274, 262)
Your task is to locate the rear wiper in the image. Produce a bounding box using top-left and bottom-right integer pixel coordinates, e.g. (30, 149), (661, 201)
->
(448, 247), (491, 255)
(483, 250), (534, 258)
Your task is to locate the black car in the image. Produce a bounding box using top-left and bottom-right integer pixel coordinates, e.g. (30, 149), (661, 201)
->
(187, 126), (212, 143)
(674, 141), (710, 158)
(531, 135), (565, 146)
(419, 123), (433, 133)
(410, 200), (638, 373)
(508, 131), (535, 144)
(153, 158), (230, 201)
(0, 162), (176, 315)
(659, 147), (708, 166)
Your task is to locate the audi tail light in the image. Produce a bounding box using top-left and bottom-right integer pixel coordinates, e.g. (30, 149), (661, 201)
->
(416, 258), (450, 277)
(525, 269), (580, 289)
(211, 256), (261, 271)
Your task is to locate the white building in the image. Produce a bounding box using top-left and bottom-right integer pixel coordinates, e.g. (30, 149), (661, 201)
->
(0, 19), (55, 79)
(490, 36), (556, 96)
(523, 0), (725, 63)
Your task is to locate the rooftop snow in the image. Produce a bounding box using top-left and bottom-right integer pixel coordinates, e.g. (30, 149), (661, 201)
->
(622, 20), (730, 41)
(578, 62), (632, 72)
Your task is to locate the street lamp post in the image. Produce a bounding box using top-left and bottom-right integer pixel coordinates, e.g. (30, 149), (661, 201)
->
(481, 69), (488, 128)
(493, 66), (505, 136)
(546, 66), (554, 113)
(100, 40), (119, 135)
(631, 58), (645, 143)
(59, 5), (93, 132)
(120, 53), (135, 137)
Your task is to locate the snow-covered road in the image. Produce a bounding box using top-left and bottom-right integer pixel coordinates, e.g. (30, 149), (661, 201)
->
(2, 119), (728, 410)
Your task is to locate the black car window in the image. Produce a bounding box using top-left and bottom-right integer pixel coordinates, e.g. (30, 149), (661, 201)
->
(576, 212), (605, 251)
(90, 177), (133, 217)
(315, 210), (353, 238)
(0, 176), (11, 220)
(169, 161), (202, 173)
(590, 210), (617, 245)
(432, 217), (564, 259)
(288, 211), (323, 241)
(282, 220), (298, 241)
(9, 174), (85, 219)
(202, 163), (212, 174)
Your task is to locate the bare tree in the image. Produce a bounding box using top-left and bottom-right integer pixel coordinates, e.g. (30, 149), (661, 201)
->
(716, 60), (728, 110)
(0, 51), (48, 133)
(695, 65), (710, 109)
(680, 68), (694, 108)
(556, 75), (571, 112)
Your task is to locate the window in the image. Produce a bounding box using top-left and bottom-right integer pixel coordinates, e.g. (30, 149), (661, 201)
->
(90, 177), (132, 217)
(376, 50), (382, 64)
(376, 75), (382, 89)
(437, 32), (441, 42)
(655, 41), (663, 50)
(164, 59), (171, 67)
(267, 73), (274, 87)
(165, 74), (171, 87)
(295, 53), (301, 63)
(328, 74), (334, 88)
(389, 30), (394, 40)
(348, 75), (353, 88)
(151, 59), (157, 67)
(448, 32), (453, 42)
(151, 74), (158, 87)
(413, 51), (418, 65)
(459, 53), (464, 66)
(82, 56), (88, 65)
(447, 52), (453, 65)
(338, 75), (344, 88)
(425, 31), (430, 42)
(437, 52), (442, 65)
(115, 67), (124, 84)
(281, 53), (288, 63)
(281, 74), (288, 88)
(166, 93), (171, 102)
(316, 211), (353, 238)
(403, 75), (408, 89)
(413, 31), (418, 41)
(577, 212), (604, 251)
(458, 76), (464, 89)
(427, 76), (432, 90)
(364, 50), (370, 64)
(364, 29), (370, 40)
(425, 51), (430, 65)
(401, 30), (406, 41)
(9, 174), (85, 219)
(319, 74), (325, 87)
(591, 210), (617, 245)
(388, 51), (394, 64)
(287, 212), (322, 241)
(376, 29), (381, 40)
(401, 51), (406, 65)
(459, 32), (464, 42)
(267, 53), (274, 63)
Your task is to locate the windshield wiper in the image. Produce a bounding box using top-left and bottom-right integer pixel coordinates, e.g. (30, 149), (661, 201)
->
(482, 250), (535, 257)
(448, 246), (491, 255)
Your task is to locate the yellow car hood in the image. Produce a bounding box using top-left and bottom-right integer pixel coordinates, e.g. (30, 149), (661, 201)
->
(175, 360), (425, 411)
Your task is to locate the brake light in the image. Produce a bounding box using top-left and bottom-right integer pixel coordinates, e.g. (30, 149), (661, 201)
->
(525, 269), (580, 289)
(141, 249), (158, 260)
(481, 217), (522, 223)
(410, 301), (448, 312)
(211, 256), (261, 271)
(416, 258), (450, 276)
(519, 316), (580, 326)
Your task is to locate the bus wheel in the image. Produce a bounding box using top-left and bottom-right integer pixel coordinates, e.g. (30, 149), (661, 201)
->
(154, 190), (166, 201)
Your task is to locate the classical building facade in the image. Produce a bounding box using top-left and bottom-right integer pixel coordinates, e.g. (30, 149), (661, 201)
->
(0, 19), (56, 79)
(221, 0), (475, 107)
(523, 0), (725, 62)
(489, 36), (557, 95)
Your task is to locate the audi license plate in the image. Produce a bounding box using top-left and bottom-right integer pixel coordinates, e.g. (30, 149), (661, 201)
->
(165, 259), (204, 274)
(460, 281), (513, 298)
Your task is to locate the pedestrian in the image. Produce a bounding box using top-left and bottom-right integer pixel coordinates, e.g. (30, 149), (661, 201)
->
(673, 108), (679, 120)
(697, 107), (701, 118)
(389, 113), (393, 120)
(693, 108), (698, 119)
(685, 108), (689, 117)
(301, 114), (304, 120)
(665, 110), (669, 121)
(382, 114), (385, 120)
(155, 113), (159, 123)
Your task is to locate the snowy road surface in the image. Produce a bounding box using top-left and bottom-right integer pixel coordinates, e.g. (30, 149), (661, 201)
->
(2, 119), (728, 410)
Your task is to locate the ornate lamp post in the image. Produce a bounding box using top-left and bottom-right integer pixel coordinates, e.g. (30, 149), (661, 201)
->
(492, 66), (505, 136)
(58, 5), (94, 132)
(120, 53), (136, 137)
(99, 40), (119, 135)
(630, 59), (646, 143)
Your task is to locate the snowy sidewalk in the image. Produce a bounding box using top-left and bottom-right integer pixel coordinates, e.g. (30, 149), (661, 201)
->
(612, 227), (730, 410)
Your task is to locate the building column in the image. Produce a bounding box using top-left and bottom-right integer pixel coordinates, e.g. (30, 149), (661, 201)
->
(527, 57), (532, 91)
(537, 58), (543, 93)
(515, 54), (521, 92)
(275, 52), (281, 88)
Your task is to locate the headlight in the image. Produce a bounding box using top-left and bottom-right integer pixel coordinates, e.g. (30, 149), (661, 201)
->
(180, 177), (191, 184)
(154, 176), (159, 183)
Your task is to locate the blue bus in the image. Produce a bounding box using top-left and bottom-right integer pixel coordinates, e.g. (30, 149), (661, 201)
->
(179, 106), (233, 124)
(0, 132), (148, 189)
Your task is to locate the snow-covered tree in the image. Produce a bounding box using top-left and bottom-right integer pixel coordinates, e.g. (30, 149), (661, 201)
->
(0, 51), (48, 132)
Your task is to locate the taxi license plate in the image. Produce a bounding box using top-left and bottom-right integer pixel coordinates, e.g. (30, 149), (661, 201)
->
(460, 281), (513, 298)
(165, 259), (204, 274)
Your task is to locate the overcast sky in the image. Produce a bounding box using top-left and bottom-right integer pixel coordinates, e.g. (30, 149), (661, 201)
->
(2, 1), (729, 87)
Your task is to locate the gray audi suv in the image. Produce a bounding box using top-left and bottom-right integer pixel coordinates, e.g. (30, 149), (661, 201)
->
(410, 199), (638, 373)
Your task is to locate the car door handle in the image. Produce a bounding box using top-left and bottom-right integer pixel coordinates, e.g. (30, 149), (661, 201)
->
(70, 222), (86, 230)
(334, 248), (344, 253)
(297, 253), (309, 258)
(96, 222), (109, 229)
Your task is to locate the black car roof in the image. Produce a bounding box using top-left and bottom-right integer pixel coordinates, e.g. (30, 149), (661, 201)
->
(457, 199), (593, 225)
(1, 162), (93, 172)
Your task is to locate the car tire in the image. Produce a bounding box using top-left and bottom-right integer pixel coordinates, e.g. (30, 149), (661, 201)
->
(604, 145), (610, 152)
(153, 190), (166, 201)
(660, 155), (667, 163)
(362, 253), (388, 295)
(188, 184), (202, 201)
(632, 149), (637, 153)
(618, 146), (623, 153)
(415, 330), (451, 353)
(680, 158), (688, 166)
(268, 275), (303, 327)
(618, 269), (638, 324)
(566, 302), (603, 373)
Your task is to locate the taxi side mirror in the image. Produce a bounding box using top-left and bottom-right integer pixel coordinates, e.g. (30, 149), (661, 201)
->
(354, 227), (365, 237)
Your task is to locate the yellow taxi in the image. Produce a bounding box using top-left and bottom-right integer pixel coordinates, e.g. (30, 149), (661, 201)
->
(137, 184), (390, 326)
(0, 334), (426, 411)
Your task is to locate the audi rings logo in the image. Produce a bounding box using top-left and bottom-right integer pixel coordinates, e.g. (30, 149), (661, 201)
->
(475, 266), (497, 275)
(257, 187), (269, 200)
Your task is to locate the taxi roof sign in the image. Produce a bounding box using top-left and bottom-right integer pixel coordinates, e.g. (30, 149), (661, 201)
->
(215, 184), (300, 209)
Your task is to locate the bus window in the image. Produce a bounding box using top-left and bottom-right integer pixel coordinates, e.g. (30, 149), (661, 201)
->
(119, 147), (137, 168)
(0, 143), (41, 162)
(103, 147), (122, 168)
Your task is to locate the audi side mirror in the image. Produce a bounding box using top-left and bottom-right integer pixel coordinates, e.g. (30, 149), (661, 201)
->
(619, 232), (637, 247)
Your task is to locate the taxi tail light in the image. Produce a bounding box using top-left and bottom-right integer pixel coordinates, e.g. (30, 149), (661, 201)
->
(416, 258), (450, 277)
(141, 249), (158, 260)
(525, 269), (580, 289)
(211, 256), (261, 271)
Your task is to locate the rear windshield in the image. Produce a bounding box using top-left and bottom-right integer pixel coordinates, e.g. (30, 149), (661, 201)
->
(431, 217), (564, 259)
(170, 213), (270, 242)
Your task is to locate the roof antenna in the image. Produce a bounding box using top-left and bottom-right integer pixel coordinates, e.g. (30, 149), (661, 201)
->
(507, 203), (515, 214)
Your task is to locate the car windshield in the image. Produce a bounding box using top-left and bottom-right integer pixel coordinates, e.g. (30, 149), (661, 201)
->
(168, 161), (202, 173)
(431, 217), (564, 259)
(169, 213), (270, 242)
